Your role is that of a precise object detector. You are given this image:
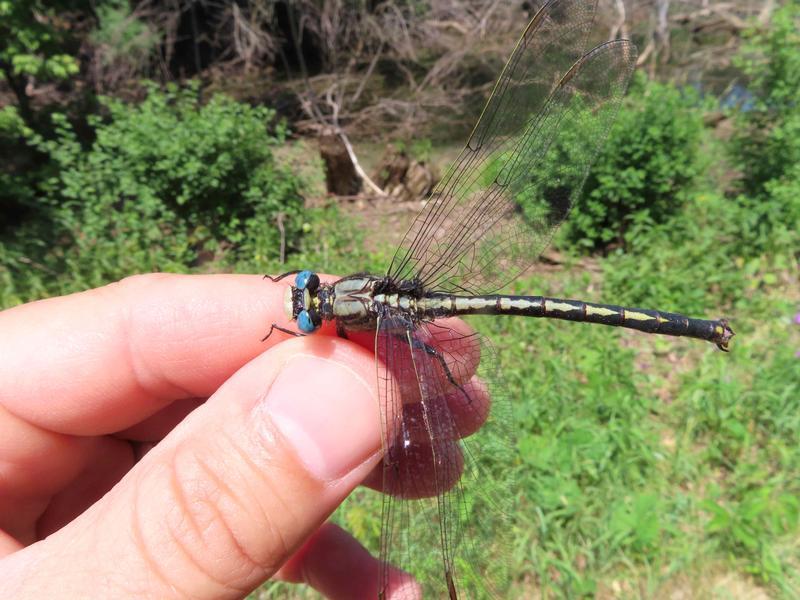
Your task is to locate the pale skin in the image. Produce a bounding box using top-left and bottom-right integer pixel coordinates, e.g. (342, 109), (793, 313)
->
(0, 273), (488, 599)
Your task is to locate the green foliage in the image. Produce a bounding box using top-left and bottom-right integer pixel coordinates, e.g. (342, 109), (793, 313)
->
(395, 137), (433, 163)
(498, 309), (664, 595)
(676, 335), (800, 588)
(599, 7), (800, 315)
(0, 1), (83, 81)
(601, 191), (787, 316)
(0, 104), (28, 136)
(563, 74), (705, 250)
(732, 162), (800, 257)
(0, 105), (39, 229)
(475, 258), (799, 596)
(237, 202), (376, 281)
(732, 0), (800, 195)
(0, 1), (89, 227)
(728, 2), (800, 256)
(1, 83), (304, 302)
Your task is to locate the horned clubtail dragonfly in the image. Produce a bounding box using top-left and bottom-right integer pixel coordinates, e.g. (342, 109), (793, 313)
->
(265, 0), (734, 596)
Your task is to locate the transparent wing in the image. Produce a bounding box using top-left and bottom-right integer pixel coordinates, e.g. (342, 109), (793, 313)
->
(386, 0), (637, 295)
(374, 316), (513, 598)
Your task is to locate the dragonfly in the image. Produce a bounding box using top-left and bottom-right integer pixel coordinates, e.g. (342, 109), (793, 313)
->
(264, 0), (734, 596)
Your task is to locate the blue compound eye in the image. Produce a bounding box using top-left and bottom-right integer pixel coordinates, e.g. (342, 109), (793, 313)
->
(297, 310), (321, 333)
(295, 270), (320, 292)
(295, 270), (314, 290)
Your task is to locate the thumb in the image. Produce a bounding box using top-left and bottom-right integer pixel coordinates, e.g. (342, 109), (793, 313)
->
(1, 335), (384, 598)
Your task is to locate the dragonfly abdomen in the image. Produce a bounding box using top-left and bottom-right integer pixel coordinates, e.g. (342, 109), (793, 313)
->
(418, 294), (734, 350)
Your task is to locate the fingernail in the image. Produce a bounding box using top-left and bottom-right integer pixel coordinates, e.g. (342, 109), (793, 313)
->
(267, 354), (381, 481)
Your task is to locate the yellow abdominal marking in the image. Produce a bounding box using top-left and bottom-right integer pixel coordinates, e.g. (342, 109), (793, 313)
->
(419, 297), (453, 310)
(500, 298), (536, 310)
(544, 300), (577, 313)
(623, 310), (655, 322)
(585, 305), (618, 318)
(510, 298), (534, 309)
(453, 297), (494, 310)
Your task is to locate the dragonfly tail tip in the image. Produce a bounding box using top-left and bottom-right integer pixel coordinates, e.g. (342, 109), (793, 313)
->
(715, 318), (735, 352)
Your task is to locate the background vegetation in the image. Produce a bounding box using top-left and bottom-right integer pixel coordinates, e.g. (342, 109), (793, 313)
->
(1, 0), (798, 598)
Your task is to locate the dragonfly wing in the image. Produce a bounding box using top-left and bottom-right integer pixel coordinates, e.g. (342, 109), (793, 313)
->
(386, 0), (636, 295)
(374, 316), (513, 597)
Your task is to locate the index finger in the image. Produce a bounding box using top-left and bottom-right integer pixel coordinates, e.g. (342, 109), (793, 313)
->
(0, 274), (295, 435)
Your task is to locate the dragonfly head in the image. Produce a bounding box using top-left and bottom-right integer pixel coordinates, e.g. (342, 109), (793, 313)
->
(284, 270), (323, 334)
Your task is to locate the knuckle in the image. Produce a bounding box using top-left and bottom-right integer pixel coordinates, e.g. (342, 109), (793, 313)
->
(161, 437), (297, 585)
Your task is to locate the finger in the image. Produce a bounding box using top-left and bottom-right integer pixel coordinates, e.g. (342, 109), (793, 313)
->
(362, 440), (464, 499)
(0, 335), (384, 599)
(0, 273), (288, 435)
(442, 375), (491, 439)
(278, 522), (421, 600)
(35, 436), (134, 539)
(402, 376), (491, 445)
(0, 403), (100, 547)
(0, 397), (189, 546)
(357, 375), (488, 498)
(116, 398), (207, 442)
(0, 531), (21, 556)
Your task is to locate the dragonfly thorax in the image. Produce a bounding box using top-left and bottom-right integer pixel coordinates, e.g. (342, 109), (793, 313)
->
(285, 272), (432, 335)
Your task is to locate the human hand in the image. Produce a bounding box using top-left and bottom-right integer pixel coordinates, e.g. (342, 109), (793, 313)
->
(0, 273), (422, 599)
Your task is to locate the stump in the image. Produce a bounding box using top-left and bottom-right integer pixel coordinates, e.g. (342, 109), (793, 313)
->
(318, 130), (361, 196)
(373, 145), (435, 202)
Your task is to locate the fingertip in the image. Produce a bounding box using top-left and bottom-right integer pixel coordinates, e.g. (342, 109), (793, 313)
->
(263, 336), (383, 482)
(447, 375), (491, 439)
(278, 522), (421, 600)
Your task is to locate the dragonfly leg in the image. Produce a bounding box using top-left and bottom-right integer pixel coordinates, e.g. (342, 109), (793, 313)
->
(262, 323), (303, 341)
(402, 335), (471, 403)
(262, 270), (302, 283)
(447, 568), (458, 600)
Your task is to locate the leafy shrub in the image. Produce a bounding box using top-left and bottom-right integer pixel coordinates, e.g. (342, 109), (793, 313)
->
(731, 0), (800, 196)
(729, 1), (800, 255)
(0, 0), (86, 140)
(729, 164), (800, 259)
(600, 190), (798, 316)
(0, 106), (41, 231)
(600, 6), (800, 311)
(1, 82), (304, 301)
(562, 74), (705, 251)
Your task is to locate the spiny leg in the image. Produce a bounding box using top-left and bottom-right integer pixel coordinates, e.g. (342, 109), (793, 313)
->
(394, 333), (470, 403)
(262, 270), (301, 283)
(262, 324), (304, 341)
